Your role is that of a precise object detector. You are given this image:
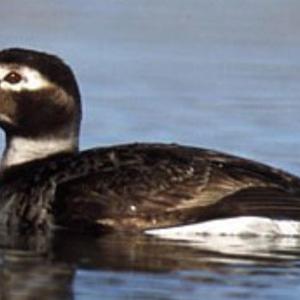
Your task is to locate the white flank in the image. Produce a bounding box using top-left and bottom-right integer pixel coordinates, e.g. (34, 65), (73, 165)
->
(0, 65), (51, 92)
(145, 216), (300, 238)
(1, 137), (74, 168)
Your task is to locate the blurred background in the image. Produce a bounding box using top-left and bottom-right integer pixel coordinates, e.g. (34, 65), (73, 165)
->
(2, 2), (300, 299)
(2, 0), (300, 174)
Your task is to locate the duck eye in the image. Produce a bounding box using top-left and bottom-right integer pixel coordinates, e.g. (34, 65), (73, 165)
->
(3, 72), (22, 84)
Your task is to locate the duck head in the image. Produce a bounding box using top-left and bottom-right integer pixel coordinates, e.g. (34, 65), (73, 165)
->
(0, 48), (82, 169)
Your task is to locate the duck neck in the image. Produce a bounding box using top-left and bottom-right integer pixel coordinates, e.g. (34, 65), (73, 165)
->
(1, 134), (79, 171)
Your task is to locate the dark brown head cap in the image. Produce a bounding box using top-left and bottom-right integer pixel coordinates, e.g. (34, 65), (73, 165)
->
(0, 48), (80, 102)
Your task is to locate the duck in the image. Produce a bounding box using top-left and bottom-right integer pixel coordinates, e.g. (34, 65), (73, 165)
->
(0, 47), (300, 236)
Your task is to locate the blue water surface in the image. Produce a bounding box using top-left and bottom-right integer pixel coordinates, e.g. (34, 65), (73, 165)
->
(1, 1), (300, 299)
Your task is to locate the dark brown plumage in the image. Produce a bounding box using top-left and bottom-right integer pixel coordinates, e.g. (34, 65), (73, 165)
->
(1, 142), (300, 233)
(0, 48), (300, 234)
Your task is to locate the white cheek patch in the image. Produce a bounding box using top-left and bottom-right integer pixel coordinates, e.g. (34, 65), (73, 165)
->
(0, 65), (52, 92)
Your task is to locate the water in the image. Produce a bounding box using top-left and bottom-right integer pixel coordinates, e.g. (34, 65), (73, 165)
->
(2, 233), (300, 300)
(1, 0), (300, 299)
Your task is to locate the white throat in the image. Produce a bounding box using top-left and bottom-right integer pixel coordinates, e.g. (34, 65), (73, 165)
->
(1, 136), (76, 169)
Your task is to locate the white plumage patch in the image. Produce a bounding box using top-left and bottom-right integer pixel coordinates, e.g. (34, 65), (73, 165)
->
(145, 216), (300, 238)
(1, 136), (74, 169)
(0, 65), (51, 92)
(0, 113), (14, 126)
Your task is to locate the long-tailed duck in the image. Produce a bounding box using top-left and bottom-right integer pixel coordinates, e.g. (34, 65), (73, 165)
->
(0, 48), (300, 237)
